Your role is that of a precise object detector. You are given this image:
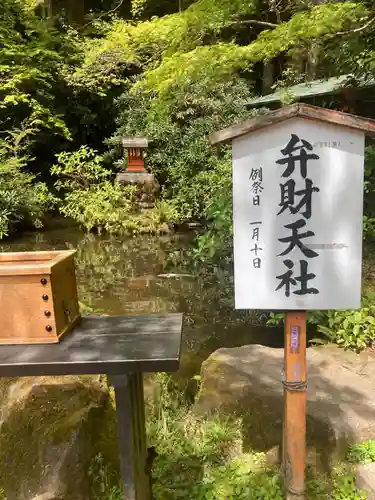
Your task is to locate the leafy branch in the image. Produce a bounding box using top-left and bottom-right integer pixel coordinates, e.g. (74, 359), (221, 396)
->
(335, 16), (375, 36)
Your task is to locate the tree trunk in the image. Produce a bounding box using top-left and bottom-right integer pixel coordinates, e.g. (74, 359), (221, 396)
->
(307, 41), (320, 81)
(65, 0), (85, 25)
(47, 0), (53, 18)
(262, 61), (274, 95)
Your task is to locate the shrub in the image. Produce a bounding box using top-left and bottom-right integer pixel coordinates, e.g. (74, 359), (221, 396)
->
(330, 475), (368, 500)
(89, 374), (368, 500)
(310, 296), (375, 352)
(58, 181), (136, 234)
(0, 145), (56, 238)
(191, 168), (232, 264)
(348, 441), (375, 464)
(109, 78), (254, 222)
(51, 146), (112, 191)
(267, 294), (375, 353)
(52, 146), (179, 235)
(144, 374), (284, 500)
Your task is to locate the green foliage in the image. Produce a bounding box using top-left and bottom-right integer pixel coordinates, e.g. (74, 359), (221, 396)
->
(0, 0), (74, 146)
(266, 312), (285, 327)
(143, 374), (284, 500)
(363, 144), (375, 241)
(307, 471), (368, 500)
(88, 454), (122, 500)
(330, 475), (368, 500)
(110, 78), (253, 223)
(348, 441), (375, 465)
(71, 0), (258, 92)
(310, 297), (375, 352)
(52, 146), (178, 235)
(0, 0), (85, 239)
(0, 143), (56, 238)
(266, 295), (375, 353)
(76, 0), (370, 113)
(141, 2), (369, 108)
(3, 0), (375, 245)
(89, 373), (368, 500)
(363, 216), (375, 241)
(57, 182), (179, 235)
(192, 180), (232, 264)
(57, 181), (135, 234)
(51, 146), (111, 191)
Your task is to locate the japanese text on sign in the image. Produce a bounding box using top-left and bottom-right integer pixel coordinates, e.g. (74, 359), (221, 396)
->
(249, 167), (264, 269)
(275, 134), (320, 298)
(232, 117), (364, 310)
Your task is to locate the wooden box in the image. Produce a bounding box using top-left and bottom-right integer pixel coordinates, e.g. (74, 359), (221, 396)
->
(0, 250), (81, 345)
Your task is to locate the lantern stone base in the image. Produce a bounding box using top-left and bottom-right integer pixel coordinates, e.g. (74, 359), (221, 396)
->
(117, 171), (160, 209)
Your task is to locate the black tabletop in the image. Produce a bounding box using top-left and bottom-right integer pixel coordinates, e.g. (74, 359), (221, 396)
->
(0, 314), (183, 377)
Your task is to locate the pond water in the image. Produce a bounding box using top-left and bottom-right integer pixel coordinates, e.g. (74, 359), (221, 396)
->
(1, 224), (283, 379)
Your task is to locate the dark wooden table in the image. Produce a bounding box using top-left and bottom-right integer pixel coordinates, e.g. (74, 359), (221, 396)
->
(0, 313), (183, 500)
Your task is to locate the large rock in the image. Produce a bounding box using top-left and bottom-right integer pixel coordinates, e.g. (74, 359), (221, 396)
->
(0, 376), (109, 500)
(356, 463), (375, 499)
(195, 344), (375, 471)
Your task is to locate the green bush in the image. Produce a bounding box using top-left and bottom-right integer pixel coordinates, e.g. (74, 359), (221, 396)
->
(310, 297), (375, 353)
(58, 181), (137, 234)
(0, 144), (56, 238)
(52, 146), (135, 233)
(330, 476), (368, 500)
(266, 295), (375, 353)
(109, 78), (254, 222)
(348, 441), (375, 465)
(89, 374), (368, 500)
(0, 0), (76, 166)
(191, 175), (232, 264)
(52, 146), (179, 234)
(51, 146), (112, 190)
(143, 374), (284, 500)
(88, 454), (122, 500)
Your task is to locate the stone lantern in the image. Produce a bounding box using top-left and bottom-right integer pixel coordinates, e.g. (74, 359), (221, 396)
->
(116, 137), (159, 208)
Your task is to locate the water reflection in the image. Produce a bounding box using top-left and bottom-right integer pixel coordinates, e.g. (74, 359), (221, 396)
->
(1, 226), (283, 377)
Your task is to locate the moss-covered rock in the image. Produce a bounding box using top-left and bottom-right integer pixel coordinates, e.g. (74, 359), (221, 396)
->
(0, 376), (109, 500)
(195, 344), (375, 472)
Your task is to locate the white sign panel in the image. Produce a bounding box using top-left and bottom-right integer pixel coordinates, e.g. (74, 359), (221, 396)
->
(232, 117), (364, 310)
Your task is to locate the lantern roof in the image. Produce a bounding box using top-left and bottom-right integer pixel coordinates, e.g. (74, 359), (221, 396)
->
(210, 103), (375, 146)
(122, 137), (149, 148)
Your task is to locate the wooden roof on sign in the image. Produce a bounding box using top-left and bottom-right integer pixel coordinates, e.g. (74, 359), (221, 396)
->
(246, 75), (375, 108)
(209, 103), (375, 146)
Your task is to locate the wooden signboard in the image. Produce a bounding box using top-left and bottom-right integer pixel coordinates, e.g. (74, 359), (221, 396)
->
(210, 104), (375, 499)
(232, 116), (364, 310)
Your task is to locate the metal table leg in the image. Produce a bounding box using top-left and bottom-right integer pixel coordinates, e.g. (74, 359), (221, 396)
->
(109, 373), (152, 500)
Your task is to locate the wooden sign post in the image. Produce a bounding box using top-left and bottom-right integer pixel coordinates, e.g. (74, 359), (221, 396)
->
(283, 311), (307, 499)
(210, 104), (375, 499)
